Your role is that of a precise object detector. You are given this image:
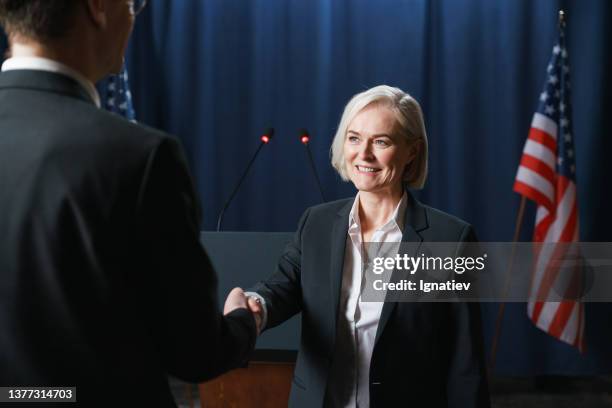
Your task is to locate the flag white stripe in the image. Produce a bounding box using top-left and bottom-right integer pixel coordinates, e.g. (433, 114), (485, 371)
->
(533, 254), (576, 307)
(531, 112), (558, 139)
(524, 140), (556, 171)
(527, 301), (534, 317)
(529, 184), (576, 317)
(520, 34), (584, 350)
(516, 166), (555, 203)
(536, 301), (560, 331)
(535, 205), (549, 225)
(559, 302), (580, 344)
(529, 244), (557, 304)
(544, 182), (576, 243)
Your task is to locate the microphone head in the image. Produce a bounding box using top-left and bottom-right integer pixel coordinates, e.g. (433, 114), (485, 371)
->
(300, 128), (310, 144)
(261, 127), (274, 144)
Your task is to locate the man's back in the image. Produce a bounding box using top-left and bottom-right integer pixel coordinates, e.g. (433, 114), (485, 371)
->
(0, 70), (255, 406)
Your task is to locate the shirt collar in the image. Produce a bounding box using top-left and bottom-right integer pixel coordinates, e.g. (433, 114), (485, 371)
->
(1, 57), (101, 107)
(348, 191), (408, 234)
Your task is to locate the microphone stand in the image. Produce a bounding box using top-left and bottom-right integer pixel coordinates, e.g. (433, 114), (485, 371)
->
(300, 129), (326, 202)
(216, 129), (273, 231)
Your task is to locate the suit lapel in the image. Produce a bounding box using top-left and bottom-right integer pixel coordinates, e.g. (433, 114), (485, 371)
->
(374, 192), (429, 345)
(328, 201), (352, 336)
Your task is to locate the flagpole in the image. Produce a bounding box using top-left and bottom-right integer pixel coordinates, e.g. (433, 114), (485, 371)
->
(488, 195), (526, 371)
(558, 9), (565, 27)
(489, 7), (569, 372)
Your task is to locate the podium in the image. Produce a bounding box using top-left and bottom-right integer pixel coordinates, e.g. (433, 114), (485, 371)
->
(198, 232), (299, 407)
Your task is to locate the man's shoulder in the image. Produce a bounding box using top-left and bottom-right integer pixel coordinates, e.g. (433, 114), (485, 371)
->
(80, 106), (172, 146)
(20, 97), (182, 179)
(3, 85), (175, 151)
(50, 102), (181, 163)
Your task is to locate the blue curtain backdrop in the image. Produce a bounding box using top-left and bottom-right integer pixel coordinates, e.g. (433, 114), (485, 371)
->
(2, 0), (611, 375)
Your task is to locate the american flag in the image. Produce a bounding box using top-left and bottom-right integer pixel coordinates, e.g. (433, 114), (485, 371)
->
(513, 19), (584, 350)
(96, 64), (136, 122)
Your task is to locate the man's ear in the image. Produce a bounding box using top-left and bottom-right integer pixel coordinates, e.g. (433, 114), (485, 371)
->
(85, 0), (107, 29)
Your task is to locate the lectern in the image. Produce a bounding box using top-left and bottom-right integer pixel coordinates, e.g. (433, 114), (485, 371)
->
(198, 232), (299, 407)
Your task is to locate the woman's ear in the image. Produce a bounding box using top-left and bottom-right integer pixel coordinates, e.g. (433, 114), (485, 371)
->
(85, 0), (107, 29)
(407, 139), (421, 162)
(403, 140), (421, 180)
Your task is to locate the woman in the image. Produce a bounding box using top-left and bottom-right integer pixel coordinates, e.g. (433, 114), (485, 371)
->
(249, 85), (489, 407)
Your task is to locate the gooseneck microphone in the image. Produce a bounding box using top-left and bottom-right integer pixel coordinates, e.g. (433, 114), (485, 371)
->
(216, 128), (274, 231)
(300, 129), (326, 202)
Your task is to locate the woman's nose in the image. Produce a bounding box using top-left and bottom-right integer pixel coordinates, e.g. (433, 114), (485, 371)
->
(357, 141), (374, 159)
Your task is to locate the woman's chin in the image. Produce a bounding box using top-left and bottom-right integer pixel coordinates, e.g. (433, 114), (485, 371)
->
(353, 182), (403, 196)
(354, 184), (385, 194)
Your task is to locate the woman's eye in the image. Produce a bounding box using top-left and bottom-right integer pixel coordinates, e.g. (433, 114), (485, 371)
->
(374, 139), (390, 147)
(347, 136), (360, 143)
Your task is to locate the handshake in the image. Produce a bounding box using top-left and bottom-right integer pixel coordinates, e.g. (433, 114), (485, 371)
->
(223, 287), (264, 335)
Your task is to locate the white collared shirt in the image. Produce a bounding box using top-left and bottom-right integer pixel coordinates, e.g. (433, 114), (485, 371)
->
(1, 56), (101, 107)
(336, 191), (407, 408)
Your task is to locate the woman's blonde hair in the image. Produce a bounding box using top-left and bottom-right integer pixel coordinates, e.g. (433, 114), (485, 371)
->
(330, 85), (428, 189)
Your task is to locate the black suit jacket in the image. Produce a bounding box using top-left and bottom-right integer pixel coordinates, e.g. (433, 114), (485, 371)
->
(0, 70), (255, 407)
(254, 194), (490, 407)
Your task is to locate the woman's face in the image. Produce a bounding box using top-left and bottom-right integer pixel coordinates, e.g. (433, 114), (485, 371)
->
(343, 104), (414, 196)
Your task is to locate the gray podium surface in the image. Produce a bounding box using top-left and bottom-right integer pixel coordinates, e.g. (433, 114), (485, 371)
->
(200, 232), (300, 359)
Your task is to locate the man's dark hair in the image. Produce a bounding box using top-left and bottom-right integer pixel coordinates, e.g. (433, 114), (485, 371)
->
(0, 0), (79, 40)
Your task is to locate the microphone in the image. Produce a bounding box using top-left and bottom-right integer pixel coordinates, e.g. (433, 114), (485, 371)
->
(216, 128), (274, 231)
(299, 129), (326, 202)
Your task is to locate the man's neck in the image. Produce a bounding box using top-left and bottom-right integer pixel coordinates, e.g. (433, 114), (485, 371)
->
(10, 41), (100, 83)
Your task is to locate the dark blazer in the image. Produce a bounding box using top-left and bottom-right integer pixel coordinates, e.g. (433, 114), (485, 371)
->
(253, 194), (490, 408)
(0, 70), (255, 407)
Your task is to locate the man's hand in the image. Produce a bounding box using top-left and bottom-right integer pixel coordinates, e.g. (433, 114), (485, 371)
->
(223, 287), (249, 315)
(224, 287), (263, 335)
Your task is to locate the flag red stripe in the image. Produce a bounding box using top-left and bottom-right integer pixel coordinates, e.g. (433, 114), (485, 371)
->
(513, 180), (554, 211)
(549, 259), (583, 339)
(534, 213), (554, 242)
(548, 301), (576, 339)
(520, 154), (556, 185)
(555, 176), (570, 211)
(531, 300), (544, 324)
(530, 242), (571, 322)
(518, 31), (584, 350)
(528, 127), (557, 152)
(530, 201), (579, 336)
(559, 196), (578, 243)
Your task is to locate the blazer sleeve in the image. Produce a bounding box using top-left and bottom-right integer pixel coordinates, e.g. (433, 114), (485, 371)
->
(250, 207), (311, 330)
(446, 225), (491, 408)
(134, 137), (256, 382)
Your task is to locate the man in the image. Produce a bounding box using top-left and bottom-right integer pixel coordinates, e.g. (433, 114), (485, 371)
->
(0, 1), (260, 406)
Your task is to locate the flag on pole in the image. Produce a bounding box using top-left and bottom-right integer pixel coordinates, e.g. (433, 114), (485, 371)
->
(96, 64), (136, 122)
(513, 13), (584, 351)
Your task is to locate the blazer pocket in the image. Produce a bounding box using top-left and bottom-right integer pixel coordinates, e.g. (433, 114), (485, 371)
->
(292, 375), (307, 390)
